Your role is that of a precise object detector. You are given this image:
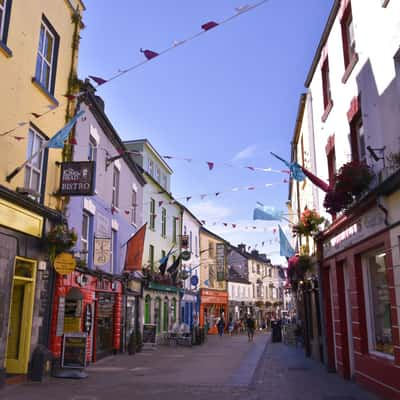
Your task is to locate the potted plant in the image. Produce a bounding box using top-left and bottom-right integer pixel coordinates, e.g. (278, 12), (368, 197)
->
(334, 161), (374, 196)
(46, 223), (77, 262)
(323, 190), (353, 214)
(293, 208), (324, 237)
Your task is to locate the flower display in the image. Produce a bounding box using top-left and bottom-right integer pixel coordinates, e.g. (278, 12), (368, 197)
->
(334, 161), (374, 196)
(323, 190), (353, 214)
(292, 208), (324, 237)
(46, 224), (77, 262)
(287, 254), (313, 291)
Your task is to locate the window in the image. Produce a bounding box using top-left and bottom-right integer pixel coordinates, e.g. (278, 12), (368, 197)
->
(163, 297), (169, 331)
(327, 146), (336, 187)
(363, 249), (393, 357)
(112, 167), (120, 208)
(341, 5), (356, 69)
(150, 198), (155, 230)
(162, 175), (167, 189)
(195, 235), (198, 257)
(111, 229), (117, 273)
(156, 167), (161, 183)
(189, 231), (193, 253)
(131, 189), (137, 225)
(88, 136), (97, 162)
(144, 295), (151, 324)
(183, 225), (187, 236)
(81, 212), (90, 264)
(24, 127), (45, 196)
(148, 159), (154, 176)
(172, 217), (177, 243)
(161, 208), (166, 237)
(253, 284), (256, 298)
(350, 115), (366, 162)
(321, 57), (333, 117)
(0, 0), (12, 48)
(208, 241), (214, 258)
(257, 264), (260, 275)
(149, 244), (154, 270)
(35, 17), (59, 94)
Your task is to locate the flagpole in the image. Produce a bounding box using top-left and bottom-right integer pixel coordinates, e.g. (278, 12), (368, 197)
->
(6, 145), (46, 182)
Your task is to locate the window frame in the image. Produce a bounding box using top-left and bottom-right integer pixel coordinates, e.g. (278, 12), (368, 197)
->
(34, 15), (59, 95)
(172, 217), (177, 243)
(321, 57), (333, 120)
(149, 244), (154, 270)
(24, 126), (45, 198)
(0, 0), (12, 55)
(112, 166), (120, 208)
(350, 113), (366, 163)
(81, 212), (90, 265)
(131, 189), (137, 226)
(161, 207), (167, 237)
(341, 2), (359, 83)
(88, 135), (97, 162)
(150, 198), (156, 230)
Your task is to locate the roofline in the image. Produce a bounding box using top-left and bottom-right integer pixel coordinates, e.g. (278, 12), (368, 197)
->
(227, 244), (250, 259)
(200, 226), (230, 244)
(304, 0), (341, 88)
(82, 92), (146, 186)
(124, 139), (173, 174)
(175, 202), (204, 227)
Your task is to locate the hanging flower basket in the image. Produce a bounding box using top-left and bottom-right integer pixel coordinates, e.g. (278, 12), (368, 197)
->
(287, 254), (312, 291)
(46, 224), (77, 262)
(323, 190), (353, 214)
(334, 161), (374, 196)
(292, 208), (324, 237)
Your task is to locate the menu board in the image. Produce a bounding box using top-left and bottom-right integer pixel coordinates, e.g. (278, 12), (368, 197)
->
(61, 333), (87, 369)
(142, 324), (156, 344)
(56, 296), (66, 336)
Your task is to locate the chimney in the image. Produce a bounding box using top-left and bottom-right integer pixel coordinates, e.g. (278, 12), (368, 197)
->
(237, 244), (246, 253)
(251, 250), (259, 256)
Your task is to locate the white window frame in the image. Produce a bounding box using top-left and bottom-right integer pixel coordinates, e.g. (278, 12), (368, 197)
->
(131, 189), (137, 226)
(81, 212), (90, 264)
(362, 249), (394, 360)
(195, 235), (198, 257)
(0, 0), (7, 42)
(161, 207), (167, 237)
(189, 231), (193, 253)
(24, 127), (45, 196)
(88, 135), (97, 162)
(148, 159), (154, 176)
(35, 20), (56, 92)
(150, 199), (156, 230)
(112, 166), (120, 208)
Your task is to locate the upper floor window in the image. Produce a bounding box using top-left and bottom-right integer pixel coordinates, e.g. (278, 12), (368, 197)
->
(131, 189), (137, 225)
(327, 146), (336, 187)
(149, 244), (154, 270)
(172, 217), (177, 243)
(112, 166), (120, 208)
(189, 231), (193, 252)
(321, 58), (332, 112)
(162, 175), (167, 189)
(195, 235), (198, 257)
(88, 136), (97, 162)
(24, 127), (45, 196)
(0, 0), (12, 48)
(156, 167), (161, 183)
(148, 159), (154, 176)
(208, 241), (214, 258)
(341, 5), (356, 69)
(150, 198), (156, 230)
(350, 115), (366, 162)
(81, 212), (90, 265)
(161, 207), (167, 237)
(256, 264), (260, 275)
(35, 17), (59, 95)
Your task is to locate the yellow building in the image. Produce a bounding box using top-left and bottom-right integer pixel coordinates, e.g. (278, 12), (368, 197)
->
(199, 227), (228, 334)
(0, 0), (85, 383)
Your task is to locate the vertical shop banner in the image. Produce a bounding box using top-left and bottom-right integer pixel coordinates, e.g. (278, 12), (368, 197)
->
(216, 243), (226, 281)
(94, 238), (111, 266)
(124, 223), (147, 271)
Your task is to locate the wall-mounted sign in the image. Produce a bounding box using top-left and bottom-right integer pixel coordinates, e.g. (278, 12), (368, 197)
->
(54, 253), (76, 275)
(93, 238), (111, 266)
(84, 304), (93, 334)
(190, 275), (199, 287)
(181, 250), (191, 261)
(59, 161), (95, 196)
(56, 296), (66, 337)
(61, 333), (87, 369)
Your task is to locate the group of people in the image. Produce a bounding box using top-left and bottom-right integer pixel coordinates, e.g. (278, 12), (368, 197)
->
(216, 315), (256, 342)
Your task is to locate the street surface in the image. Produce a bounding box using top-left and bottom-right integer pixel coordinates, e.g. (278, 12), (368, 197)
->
(3, 334), (379, 400)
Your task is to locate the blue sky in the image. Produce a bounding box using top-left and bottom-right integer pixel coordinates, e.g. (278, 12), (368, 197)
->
(78, 0), (333, 263)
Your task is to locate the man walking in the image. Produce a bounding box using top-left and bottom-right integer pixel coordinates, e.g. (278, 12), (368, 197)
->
(246, 314), (255, 342)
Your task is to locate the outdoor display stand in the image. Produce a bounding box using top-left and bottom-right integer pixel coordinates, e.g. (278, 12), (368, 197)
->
(53, 333), (88, 379)
(142, 324), (157, 350)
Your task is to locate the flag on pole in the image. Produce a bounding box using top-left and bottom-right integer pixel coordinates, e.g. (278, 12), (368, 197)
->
(279, 225), (295, 258)
(47, 110), (85, 148)
(253, 203), (283, 221)
(124, 223), (147, 271)
(159, 247), (175, 276)
(167, 255), (181, 275)
(270, 152), (305, 182)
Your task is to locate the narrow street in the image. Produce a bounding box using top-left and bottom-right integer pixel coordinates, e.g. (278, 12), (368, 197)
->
(3, 334), (378, 400)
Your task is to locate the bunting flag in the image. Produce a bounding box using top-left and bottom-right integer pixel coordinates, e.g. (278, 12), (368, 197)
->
(279, 225), (295, 258)
(186, 196), (192, 202)
(270, 152), (305, 182)
(207, 161), (215, 170)
(253, 203), (283, 221)
(0, 0), (269, 138)
(300, 165), (331, 192)
(31, 112), (42, 118)
(124, 223), (147, 271)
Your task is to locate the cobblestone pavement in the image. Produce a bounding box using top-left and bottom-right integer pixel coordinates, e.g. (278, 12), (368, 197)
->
(2, 333), (381, 400)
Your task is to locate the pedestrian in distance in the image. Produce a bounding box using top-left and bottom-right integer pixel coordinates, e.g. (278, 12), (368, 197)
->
(217, 316), (225, 337)
(228, 318), (234, 336)
(246, 314), (255, 342)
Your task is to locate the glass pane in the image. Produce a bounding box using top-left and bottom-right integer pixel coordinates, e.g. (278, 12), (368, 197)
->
(82, 214), (88, 238)
(24, 166), (31, 188)
(0, 9), (4, 40)
(27, 130), (34, 158)
(15, 260), (33, 278)
(368, 251), (393, 355)
(35, 55), (42, 82)
(38, 25), (45, 53)
(45, 31), (53, 63)
(42, 62), (50, 90)
(31, 170), (40, 192)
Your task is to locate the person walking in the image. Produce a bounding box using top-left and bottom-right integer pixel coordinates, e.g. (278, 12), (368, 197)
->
(228, 318), (234, 336)
(246, 314), (255, 342)
(217, 316), (225, 337)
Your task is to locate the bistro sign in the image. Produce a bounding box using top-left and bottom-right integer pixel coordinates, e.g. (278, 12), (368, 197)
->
(59, 161), (95, 196)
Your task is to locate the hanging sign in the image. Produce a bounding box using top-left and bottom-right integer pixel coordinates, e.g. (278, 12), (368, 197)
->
(61, 333), (87, 369)
(93, 238), (111, 266)
(190, 275), (199, 287)
(59, 161), (95, 196)
(54, 253), (76, 275)
(181, 235), (189, 249)
(181, 250), (191, 261)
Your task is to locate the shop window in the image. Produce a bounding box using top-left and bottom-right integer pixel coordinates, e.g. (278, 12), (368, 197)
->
(144, 295), (151, 324)
(64, 288), (83, 333)
(363, 249), (394, 357)
(155, 297), (161, 332)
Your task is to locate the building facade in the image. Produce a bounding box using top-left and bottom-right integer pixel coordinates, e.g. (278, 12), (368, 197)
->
(293, 1), (400, 397)
(0, 0), (84, 384)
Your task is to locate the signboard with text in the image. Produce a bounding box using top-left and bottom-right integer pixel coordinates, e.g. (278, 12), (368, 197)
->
(142, 324), (157, 345)
(93, 238), (111, 266)
(59, 161), (95, 196)
(61, 333), (87, 369)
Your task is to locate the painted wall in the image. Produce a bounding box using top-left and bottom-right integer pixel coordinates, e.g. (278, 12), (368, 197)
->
(0, 0), (84, 209)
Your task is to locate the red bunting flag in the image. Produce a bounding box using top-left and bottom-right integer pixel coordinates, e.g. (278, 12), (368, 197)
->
(207, 161), (214, 170)
(283, 179), (288, 183)
(232, 224), (237, 228)
(281, 169), (290, 174)
(31, 112), (42, 118)
(140, 48), (159, 60)
(186, 196), (192, 202)
(215, 192), (221, 196)
(63, 94), (77, 100)
(13, 136), (24, 141)
(89, 75), (108, 85)
(201, 220), (206, 225)
(164, 155), (173, 159)
(246, 166), (255, 171)
(111, 206), (117, 214)
(253, 226), (257, 229)
(124, 210), (130, 215)
(201, 21), (219, 31)
(247, 186), (255, 190)
(69, 136), (77, 145)
(273, 228), (277, 234)
(223, 223), (228, 227)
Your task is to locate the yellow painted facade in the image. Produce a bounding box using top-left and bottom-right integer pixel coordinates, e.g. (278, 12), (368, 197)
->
(0, 0), (85, 212)
(199, 229), (227, 291)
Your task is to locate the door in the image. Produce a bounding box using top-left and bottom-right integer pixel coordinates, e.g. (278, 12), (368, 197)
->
(95, 293), (115, 359)
(343, 262), (355, 378)
(6, 258), (37, 374)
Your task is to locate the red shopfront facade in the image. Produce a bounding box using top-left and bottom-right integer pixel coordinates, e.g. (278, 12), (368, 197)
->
(49, 270), (123, 364)
(199, 289), (228, 335)
(321, 204), (400, 400)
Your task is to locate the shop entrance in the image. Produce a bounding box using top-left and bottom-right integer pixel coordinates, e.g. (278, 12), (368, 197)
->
(95, 293), (115, 359)
(6, 258), (37, 374)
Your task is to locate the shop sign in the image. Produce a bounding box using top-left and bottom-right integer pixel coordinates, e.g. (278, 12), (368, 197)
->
(128, 279), (141, 294)
(61, 333), (87, 369)
(59, 161), (95, 196)
(54, 253), (76, 275)
(93, 238), (111, 266)
(142, 324), (156, 345)
(84, 304), (93, 334)
(181, 250), (191, 261)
